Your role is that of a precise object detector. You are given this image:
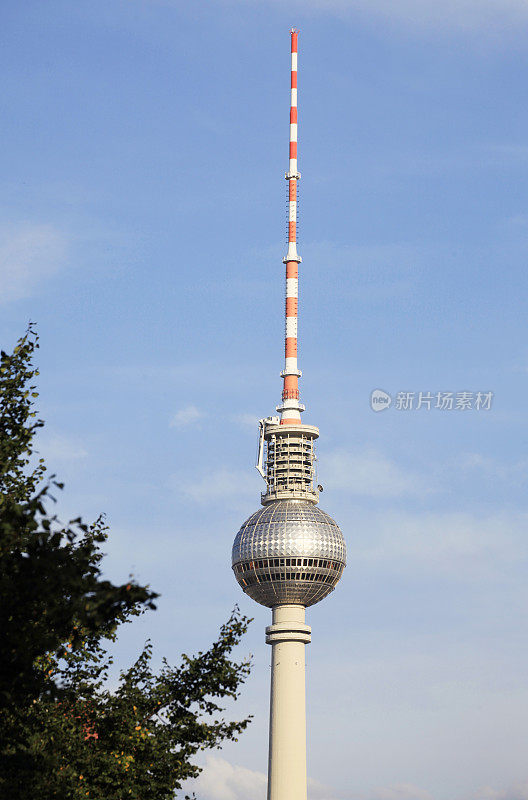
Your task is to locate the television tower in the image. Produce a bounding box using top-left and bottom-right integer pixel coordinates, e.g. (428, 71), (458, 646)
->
(232, 30), (346, 800)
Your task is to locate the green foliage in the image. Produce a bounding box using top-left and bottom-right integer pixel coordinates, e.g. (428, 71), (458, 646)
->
(0, 322), (45, 503)
(0, 327), (252, 799)
(0, 504), (156, 708)
(24, 610), (251, 799)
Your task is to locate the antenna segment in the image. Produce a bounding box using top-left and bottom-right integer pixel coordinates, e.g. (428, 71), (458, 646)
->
(277, 28), (304, 426)
(255, 29), (320, 505)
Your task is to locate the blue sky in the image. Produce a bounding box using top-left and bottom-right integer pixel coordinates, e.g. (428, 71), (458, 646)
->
(2, 1), (528, 798)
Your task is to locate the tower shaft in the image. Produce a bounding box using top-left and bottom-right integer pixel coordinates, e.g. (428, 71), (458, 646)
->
(266, 605), (311, 800)
(278, 29), (303, 426)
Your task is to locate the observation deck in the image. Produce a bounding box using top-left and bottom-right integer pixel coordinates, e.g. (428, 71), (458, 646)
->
(258, 421), (320, 505)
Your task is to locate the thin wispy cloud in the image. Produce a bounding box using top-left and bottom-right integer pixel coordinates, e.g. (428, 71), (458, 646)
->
(459, 452), (497, 471)
(368, 785), (434, 800)
(169, 467), (260, 504)
(229, 0), (528, 33)
(457, 452), (528, 488)
(468, 783), (528, 800)
(347, 508), (527, 578)
(506, 213), (528, 229)
(484, 144), (528, 164)
(38, 434), (88, 462)
(304, 241), (419, 303)
(0, 223), (66, 304)
(232, 412), (260, 429)
(114, 362), (264, 396)
(169, 405), (205, 428)
(321, 448), (433, 498)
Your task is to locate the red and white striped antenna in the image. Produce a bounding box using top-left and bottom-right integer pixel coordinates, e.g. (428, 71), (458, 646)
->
(256, 29), (320, 502)
(277, 28), (304, 426)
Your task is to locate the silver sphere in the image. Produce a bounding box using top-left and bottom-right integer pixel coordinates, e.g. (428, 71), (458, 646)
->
(232, 500), (346, 608)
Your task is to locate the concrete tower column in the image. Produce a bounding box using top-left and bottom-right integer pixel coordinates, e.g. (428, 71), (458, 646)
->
(266, 604), (311, 800)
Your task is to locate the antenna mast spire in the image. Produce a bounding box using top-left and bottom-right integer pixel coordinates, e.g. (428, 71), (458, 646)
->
(277, 28), (303, 426)
(255, 28), (319, 505)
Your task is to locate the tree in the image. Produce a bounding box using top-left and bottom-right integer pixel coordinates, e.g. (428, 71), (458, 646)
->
(0, 326), (251, 799)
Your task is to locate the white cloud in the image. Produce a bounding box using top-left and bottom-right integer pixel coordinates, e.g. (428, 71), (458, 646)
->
(0, 223), (66, 304)
(169, 405), (205, 428)
(170, 467), (260, 504)
(188, 756), (340, 800)
(38, 434), (88, 462)
(190, 756), (266, 800)
(187, 757), (528, 800)
(321, 448), (433, 498)
(468, 783), (528, 800)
